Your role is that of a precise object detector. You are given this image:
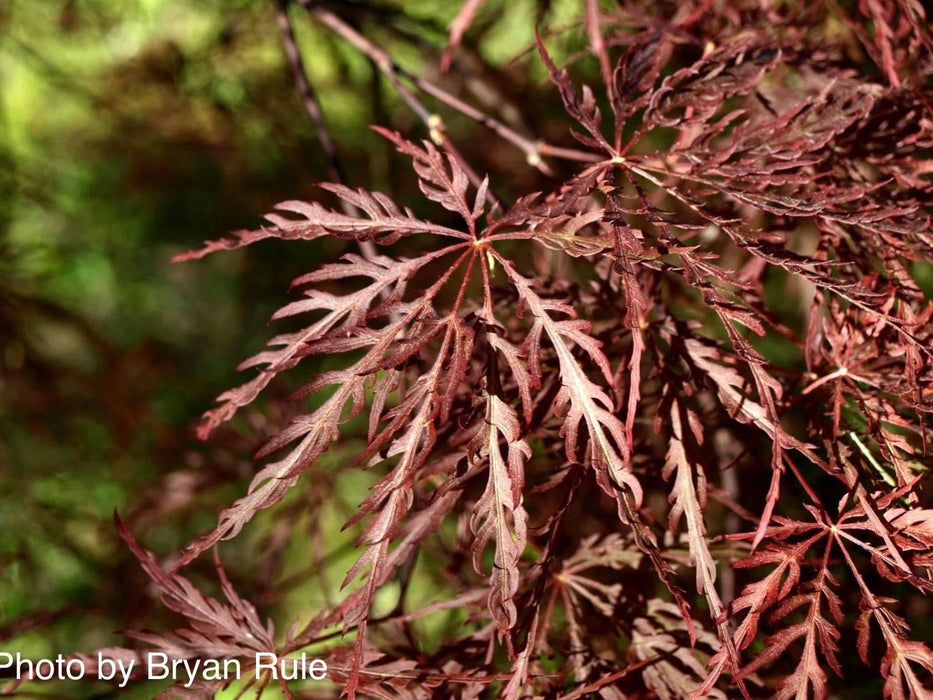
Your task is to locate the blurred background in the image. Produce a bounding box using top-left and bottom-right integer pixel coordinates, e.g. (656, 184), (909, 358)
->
(0, 1), (581, 695)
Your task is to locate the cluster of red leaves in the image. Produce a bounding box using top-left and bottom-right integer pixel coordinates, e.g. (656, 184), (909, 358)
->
(59, 1), (933, 698)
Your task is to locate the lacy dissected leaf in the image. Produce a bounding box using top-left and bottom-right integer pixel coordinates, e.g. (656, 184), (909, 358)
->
(630, 600), (726, 700)
(853, 575), (933, 699)
(329, 458), (473, 695)
(469, 394), (530, 638)
(714, 533), (823, 668)
(835, 0), (933, 86)
(195, 250), (459, 439)
(500, 258), (635, 498)
(440, 0), (486, 72)
(663, 401), (715, 595)
(497, 254), (698, 640)
(536, 30), (613, 153)
(373, 127), (487, 231)
(115, 514), (274, 660)
(518, 208), (612, 257)
(684, 337), (827, 450)
(615, 29), (664, 112)
(662, 399), (744, 678)
(545, 532), (644, 684)
(172, 248), (471, 568)
(173, 194), (468, 262)
(336, 313), (480, 641)
(646, 35), (780, 130)
(836, 494), (933, 591)
(735, 547), (844, 700)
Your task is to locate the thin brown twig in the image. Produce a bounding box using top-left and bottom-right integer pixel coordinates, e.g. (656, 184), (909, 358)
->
(297, 0), (600, 183)
(274, 0), (380, 262)
(556, 655), (658, 699)
(276, 0), (344, 185)
(298, 0), (503, 209)
(299, 3), (432, 123)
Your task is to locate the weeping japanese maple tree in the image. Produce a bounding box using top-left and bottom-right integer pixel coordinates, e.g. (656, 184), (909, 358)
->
(76, 0), (933, 697)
